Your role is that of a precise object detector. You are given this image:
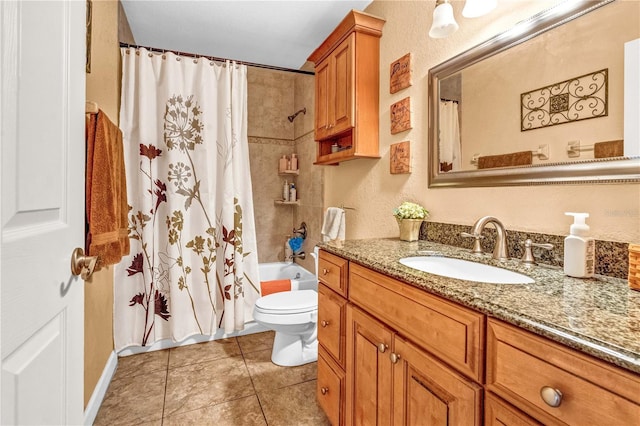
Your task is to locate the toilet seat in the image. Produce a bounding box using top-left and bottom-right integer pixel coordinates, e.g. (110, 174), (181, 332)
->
(254, 290), (317, 315)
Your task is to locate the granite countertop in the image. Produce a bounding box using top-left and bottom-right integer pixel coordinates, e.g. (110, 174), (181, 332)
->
(319, 238), (640, 375)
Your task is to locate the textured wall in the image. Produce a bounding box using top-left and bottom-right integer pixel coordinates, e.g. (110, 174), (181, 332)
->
(321, 0), (640, 244)
(247, 68), (321, 269)
(293, 72), (323, 273)
(85, 0), (121, 408)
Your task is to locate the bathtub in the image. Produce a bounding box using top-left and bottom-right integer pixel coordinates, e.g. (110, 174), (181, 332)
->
(258, 262), (317, 291)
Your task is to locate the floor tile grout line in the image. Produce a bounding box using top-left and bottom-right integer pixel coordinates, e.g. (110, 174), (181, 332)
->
(160, 350), (170, 425)
(241, 345), (270, 425)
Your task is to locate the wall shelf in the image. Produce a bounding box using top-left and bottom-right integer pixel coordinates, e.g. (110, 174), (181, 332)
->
(274, 200), (300, 206)
(279, 169), (300, 176)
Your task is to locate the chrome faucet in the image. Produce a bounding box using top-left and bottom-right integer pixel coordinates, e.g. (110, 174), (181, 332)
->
(462, 216), (509, 260)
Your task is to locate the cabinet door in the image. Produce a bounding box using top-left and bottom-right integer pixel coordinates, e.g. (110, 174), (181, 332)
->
(318, 284), (347, 367)
(485, 393), (542, 426)
(315, 57), (331, 140)
(318, 346), (345, 426)
(392, 336), (483, 426)
(331, 33), (354, 136)
(346, 305), (393, 426)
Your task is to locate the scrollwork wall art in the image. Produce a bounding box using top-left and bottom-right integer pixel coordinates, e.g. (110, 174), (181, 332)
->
(521, 68), (608, 131)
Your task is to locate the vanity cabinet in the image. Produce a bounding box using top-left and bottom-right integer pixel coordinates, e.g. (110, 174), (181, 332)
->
(346, 264), (484, 425)
(346, 305), (482, 425)
(307, 10), (384, 165)
(487, 319), (640, 425)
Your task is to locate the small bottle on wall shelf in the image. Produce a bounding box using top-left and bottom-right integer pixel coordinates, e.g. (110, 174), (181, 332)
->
(289, 183), (296, 202)
(291, 153), (298, 171)
(283, 180), (289, 202)
(279, 155), (288, 173)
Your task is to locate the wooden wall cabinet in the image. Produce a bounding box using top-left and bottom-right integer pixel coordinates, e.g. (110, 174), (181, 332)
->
(308, 10), (385, 165)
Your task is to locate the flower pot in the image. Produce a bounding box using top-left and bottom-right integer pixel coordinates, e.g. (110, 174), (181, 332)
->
(396, 218), (423, 242)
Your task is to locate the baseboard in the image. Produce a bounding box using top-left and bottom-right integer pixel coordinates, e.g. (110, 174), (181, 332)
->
(84, 350), (118, 426)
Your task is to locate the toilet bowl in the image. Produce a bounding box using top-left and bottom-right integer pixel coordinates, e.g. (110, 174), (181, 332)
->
(253, 289), (318, 366)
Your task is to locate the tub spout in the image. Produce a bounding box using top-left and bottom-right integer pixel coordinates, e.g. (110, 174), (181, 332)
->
(289, 251), (306, 260)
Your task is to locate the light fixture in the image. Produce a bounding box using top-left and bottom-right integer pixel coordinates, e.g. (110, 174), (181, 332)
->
(429, 0), (459, 39)
(429, 0), (498, 39)
(462, 0), (497, 18)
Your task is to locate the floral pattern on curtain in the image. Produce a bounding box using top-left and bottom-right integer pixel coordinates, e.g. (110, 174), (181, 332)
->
(115, 48), (260, 350)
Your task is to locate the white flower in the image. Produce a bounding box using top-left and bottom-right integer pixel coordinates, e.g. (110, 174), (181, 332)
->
(393, 202), (429, 220)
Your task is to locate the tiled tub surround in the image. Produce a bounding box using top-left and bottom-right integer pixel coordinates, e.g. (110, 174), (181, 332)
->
(320, 238), (640, 374)
(422, 221), (630, 279)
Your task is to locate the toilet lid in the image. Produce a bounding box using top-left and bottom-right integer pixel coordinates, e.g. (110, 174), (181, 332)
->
(255, 290), (317, 314)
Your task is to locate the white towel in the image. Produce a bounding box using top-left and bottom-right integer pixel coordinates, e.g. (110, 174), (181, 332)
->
(321, 207), (345, 243)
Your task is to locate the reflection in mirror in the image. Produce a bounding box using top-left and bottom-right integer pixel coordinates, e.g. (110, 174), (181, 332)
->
(428, 0), (640, 187)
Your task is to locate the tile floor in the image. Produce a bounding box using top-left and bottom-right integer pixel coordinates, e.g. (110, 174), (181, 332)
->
(94, 331), (330, 425)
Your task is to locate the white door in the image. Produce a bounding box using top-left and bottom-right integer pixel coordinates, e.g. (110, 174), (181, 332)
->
(1, 1), (85, 424)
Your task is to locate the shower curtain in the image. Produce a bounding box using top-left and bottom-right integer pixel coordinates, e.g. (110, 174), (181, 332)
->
(114, 47), (260, 350)
(439, 100), (462, 172)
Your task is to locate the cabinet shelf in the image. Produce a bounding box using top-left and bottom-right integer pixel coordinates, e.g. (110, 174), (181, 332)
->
(274, 200), (300, 206)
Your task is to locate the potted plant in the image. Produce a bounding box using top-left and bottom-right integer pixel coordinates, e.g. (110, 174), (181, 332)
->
(393, 201), (429, 242)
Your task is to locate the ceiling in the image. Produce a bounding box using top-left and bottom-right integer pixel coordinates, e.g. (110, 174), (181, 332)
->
(120, 1), (373, 71)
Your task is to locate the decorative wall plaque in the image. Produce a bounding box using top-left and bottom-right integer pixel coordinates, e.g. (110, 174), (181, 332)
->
(521, 68), (608, 131)
(391, 97), (412, 134)
(390, 141), (411, 174)
(390, 53), (412, 93)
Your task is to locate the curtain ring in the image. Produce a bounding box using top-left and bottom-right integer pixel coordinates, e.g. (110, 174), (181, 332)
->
(135, 49), (140, 56)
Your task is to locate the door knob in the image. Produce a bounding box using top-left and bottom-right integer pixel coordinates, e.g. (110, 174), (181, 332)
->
(390, 353), (401, 364)
(321, 320), (330, 327)
(377, 343), (388, 353)
(320, 387), (329, 395)
(70, 248), (98, 280)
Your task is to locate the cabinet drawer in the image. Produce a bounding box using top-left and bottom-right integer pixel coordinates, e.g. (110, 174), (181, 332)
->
(318, 250), (348, 297)
(349, 263), (484, 382)
(318, 283), (347, 367)
(318, 346), (345, 426)
(487, 319), (640, 425)
(485, 393), (541, 426)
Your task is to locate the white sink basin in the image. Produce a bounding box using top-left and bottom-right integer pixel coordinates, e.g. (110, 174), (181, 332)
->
(399, 256), (534, 284)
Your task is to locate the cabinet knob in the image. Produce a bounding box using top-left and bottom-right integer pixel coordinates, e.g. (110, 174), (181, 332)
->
(390, 353), (401, 364)
(540, 386), (563, 407)
(320, 387), (329, 395)
(322, 268), (329, 275)
(377, 343), (388, 353)
(321, 320), (330, 327)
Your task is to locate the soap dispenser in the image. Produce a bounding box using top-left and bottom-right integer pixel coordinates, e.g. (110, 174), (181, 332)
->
(563, 212), (595, 278)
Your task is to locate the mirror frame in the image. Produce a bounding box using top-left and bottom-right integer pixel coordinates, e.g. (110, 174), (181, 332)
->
(428, 0), (640, 188)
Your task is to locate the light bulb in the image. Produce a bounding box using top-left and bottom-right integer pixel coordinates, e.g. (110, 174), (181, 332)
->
(462, 0), (497, 18)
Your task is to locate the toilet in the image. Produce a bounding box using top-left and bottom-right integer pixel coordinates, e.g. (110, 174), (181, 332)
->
(253, 289), (318, 366)
(252, 247), (320, 367)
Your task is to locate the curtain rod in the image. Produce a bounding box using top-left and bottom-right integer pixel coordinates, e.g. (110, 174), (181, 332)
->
(119, 43), (315, 76)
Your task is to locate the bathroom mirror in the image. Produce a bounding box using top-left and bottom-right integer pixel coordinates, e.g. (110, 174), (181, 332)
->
(428, 0), (640, 187)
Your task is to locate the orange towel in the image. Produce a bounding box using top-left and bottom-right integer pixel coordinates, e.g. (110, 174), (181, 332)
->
(260, 279), (292, 296)
(86, 110), (130, 268)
